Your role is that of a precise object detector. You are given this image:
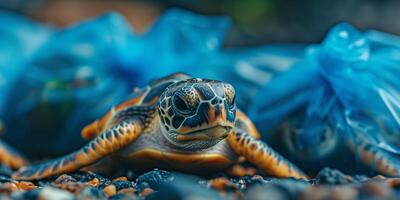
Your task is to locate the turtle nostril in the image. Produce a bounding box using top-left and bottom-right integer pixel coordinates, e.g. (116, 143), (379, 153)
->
(211, 98), (223, 105)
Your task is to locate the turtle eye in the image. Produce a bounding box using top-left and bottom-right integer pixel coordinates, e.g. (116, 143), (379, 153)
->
(224, 84), (235, 109)
(173, 95), (191, 114)
(227, 95), (235, 110)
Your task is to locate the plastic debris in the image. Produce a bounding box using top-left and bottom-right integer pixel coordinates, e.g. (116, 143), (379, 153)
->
(249, 23), (400, 175)
(0, 11), (51, 115)
(0, 9), (297, 158)
(2, 13), (131, 158)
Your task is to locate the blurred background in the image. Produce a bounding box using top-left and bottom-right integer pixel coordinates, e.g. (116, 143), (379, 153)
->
(1, 0), (400, 176)
(1, 0), (400, 46)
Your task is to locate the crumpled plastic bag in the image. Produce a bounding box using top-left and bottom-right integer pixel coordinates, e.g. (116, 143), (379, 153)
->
(3, 13), (130, 158)
(1, 9), (298, 158)
(248, 23), (400, 174)
(0, 10), (51, 115)
(112, 8), (302, 106)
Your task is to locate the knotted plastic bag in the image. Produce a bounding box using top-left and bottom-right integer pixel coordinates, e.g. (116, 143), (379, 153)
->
(249, 23), (400, 174)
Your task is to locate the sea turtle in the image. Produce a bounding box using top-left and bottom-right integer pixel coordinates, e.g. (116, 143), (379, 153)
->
(12, 73), (307, 180)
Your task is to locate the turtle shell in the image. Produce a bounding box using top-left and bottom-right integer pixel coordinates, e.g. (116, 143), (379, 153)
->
(81, 73), (192, 140)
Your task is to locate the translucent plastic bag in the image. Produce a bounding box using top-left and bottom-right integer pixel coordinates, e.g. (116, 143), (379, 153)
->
(0, 9), (302, 159)
(116, 8), (302, 106)
(0, 11), (51, 115)
(249, 23), (400, 175)
(3, 13), (130, 158)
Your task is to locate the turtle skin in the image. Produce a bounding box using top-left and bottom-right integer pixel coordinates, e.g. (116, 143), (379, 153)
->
(12, 73), (307, 180)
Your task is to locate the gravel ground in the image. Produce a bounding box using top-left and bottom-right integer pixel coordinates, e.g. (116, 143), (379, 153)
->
(0, 166), (399, 200)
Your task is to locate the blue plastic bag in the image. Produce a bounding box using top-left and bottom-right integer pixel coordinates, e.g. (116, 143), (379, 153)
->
(249, 23), (400, 175)
(114, 8), (232, 86)
(0, 10), (51, 115)
(0, 9), (299, 159)
(114, 8), (302, 106)
(3, 13), (131, 158)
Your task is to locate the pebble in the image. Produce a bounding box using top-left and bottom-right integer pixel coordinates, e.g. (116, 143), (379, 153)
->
(69, 171), (112, 187)
(0, 182), (19, 194)
(135, 169), (173, 192)
(139, 187), (154, 197)
(244, 179), (310, 200)
(113, 177), (128, 182)
(16, 181), (37, 190)
(228, 165), (257, 177)
(208, 177), (238, 194)
(0, 165), (13, 177)
(146, 173), (220, 200)
(109, 193), (142, 200)
(54, 174), (77, 184)
(87, 178), (100, 187)
(103, 184), (117, 197)
(230, 175), (267, 190)
(315, 168), (355, 185)
(1, 168), (400, 199)
(117, 187), (136, 194)
(77, 186), (107, 200)
(113, 180), (134, 191)
(38, 186), (75, 200)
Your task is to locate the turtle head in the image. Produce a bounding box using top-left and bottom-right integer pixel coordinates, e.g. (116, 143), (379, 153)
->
(158, 78), (236, 150)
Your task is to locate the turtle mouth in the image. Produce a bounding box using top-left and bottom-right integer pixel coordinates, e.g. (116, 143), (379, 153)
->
(176, 126), (232, 142)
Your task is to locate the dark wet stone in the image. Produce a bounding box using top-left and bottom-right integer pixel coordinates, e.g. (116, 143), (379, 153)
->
(230, 175), (267, 190)
(315, 168), (355, 185)
(109, 193), (142, 200)
(146, 173), (220, 200)
(54, 174), (77, 184)
(5, 167), (400, 199)
(0, 165), (13, 177)
(136, 182), (150, 193)
(114, 181), (134, 191)
(68, 171), (112, 188)
(77, 186), (106, 200)
(136, 169), (174, 192)
(12, 187), (74, 200)
(0, 175), (12, 183)
(10, 189), (40, 200)
(351, 174), (370, 183)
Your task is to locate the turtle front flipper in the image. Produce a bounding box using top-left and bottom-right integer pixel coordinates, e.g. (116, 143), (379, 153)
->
(0, 140), (27, 169)
(227, 131), (308, 179)
(351, 140), (400, 177)
(13, 121), (143, 180)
